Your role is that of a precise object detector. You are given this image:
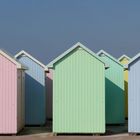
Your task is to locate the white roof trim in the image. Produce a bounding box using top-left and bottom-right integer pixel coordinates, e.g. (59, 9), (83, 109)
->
(47, 42), (108, 69)
(15, 50), (48, 71)
(126, 53), (140, 68)
(0, 50), (25, 69)
(118, 54), (131, 61)
(97, 49), (123, 67)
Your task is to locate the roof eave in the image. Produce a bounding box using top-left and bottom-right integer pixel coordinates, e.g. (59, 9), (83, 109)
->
(17, 65), (28, 70)
(47, 42), (107, 68)
(15, 50), (46, 70)
(123, 64), (128, 70)
(118, 55), (131, 61)
(126, 53), (140, 67)
(97, 50), (124, 67)
(45, 66), (49, 72)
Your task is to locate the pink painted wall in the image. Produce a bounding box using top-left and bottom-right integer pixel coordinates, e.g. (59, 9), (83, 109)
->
(0, 54), (23, 134)
(46, 69), (53, 119)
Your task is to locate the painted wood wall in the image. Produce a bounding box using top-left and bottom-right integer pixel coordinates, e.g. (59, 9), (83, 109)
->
(0, 54), (24, 134)
(53, 47), (105, 133)
(128, 58), (140, 133)
(17, 70), (25, 132)
(17, 55), (46, 125)
(119, 57), (130, 118)
(46, 69), (53, 119)
(99, 54), (125, 124)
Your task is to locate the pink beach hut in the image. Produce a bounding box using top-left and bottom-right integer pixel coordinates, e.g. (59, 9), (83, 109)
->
(0, 50), (26, 134)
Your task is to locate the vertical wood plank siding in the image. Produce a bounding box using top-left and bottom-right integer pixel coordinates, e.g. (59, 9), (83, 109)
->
(53, 48), (105, 133)
(0, 54), (17, 134)
(46, 69), (53, 119)
(17, 70), (25, 132)
(119, 57), (129, 118)
(128, 58), (140, 133)
(17, 56), (46, 125)
(99, 55), (125, 124)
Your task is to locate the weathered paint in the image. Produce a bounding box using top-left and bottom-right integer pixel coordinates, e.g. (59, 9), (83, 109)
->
(15, 51), (46, 125)
(0, 50), (25, 134)
(119, 55), (130, 118)
(48, 43), (106, 134)
(98, 50), (125, 124)
(127, 54), (140, 133)
(46, 69), (53, 119)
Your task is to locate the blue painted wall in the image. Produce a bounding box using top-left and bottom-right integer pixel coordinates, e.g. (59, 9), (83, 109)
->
(17, 55), (46, 125)
(128, 58), (140, 133)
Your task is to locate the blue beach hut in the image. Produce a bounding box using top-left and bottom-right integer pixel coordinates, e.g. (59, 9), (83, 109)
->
(15, 51), (48, 125)
(126, 53), (140, 134)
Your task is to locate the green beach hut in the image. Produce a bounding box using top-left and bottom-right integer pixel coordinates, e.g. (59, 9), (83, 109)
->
(47, 42), (107, 134)
(97, 50), (125, 124)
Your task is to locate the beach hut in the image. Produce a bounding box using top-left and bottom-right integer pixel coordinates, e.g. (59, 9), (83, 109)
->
(126, 53), (140, 134)
(47, 42), (107, 134)
(46, 69), (53, 120)
(97, 50), (125, 124)
(15, 51), (48, 125)
(118, 55), (131, 119)
(0, 50), (26, 134)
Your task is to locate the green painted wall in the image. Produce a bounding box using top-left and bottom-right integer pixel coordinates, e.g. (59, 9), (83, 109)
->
(99, 55), (125, 124)
(53, 47), (105, 133)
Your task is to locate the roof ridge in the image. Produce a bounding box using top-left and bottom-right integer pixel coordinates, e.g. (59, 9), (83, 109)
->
(0, 49), (27, 69)
(15, 50), (48, 70)
(47, 42), (107, 68)
(97, 49), (124, 67)
(118, 54), (131, 61)
(126, 53), (140, 67)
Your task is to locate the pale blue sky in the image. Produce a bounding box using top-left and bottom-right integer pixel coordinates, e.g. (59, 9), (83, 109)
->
(0, 0), (140, 64)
